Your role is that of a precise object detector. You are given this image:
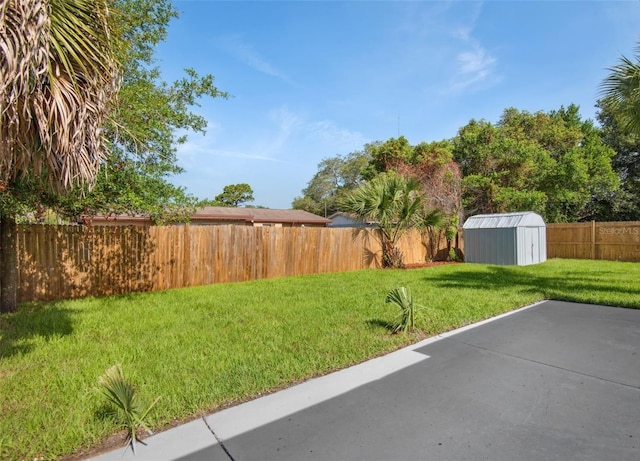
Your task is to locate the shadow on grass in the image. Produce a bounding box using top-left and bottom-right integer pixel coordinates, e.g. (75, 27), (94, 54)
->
(366, 318), (395, 332)
(0, 302), (74, 358)
(426, 264), (640, 308)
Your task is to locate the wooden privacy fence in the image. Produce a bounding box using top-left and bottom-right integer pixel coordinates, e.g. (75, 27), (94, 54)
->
(547, 221), (640, 262)
(17, 224), (451, 303)
(17, 221), (637, 303)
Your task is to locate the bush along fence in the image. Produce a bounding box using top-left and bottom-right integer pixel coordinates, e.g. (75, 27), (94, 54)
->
(16, 225), (452, 303)
(546, 221), (640, 262)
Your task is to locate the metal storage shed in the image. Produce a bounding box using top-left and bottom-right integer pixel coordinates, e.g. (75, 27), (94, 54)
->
(462, 212), (546, 266)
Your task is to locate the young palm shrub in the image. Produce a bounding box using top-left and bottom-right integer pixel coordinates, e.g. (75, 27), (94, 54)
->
(385, 287), (423, 333)
(98, 364), (160, 454)
(340, 173), (423, 268)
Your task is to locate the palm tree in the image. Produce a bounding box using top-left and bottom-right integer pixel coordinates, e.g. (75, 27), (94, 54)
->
(340, 173), (424, 268)
(600, 43), (640, 136)
(0, 0), (120, 312)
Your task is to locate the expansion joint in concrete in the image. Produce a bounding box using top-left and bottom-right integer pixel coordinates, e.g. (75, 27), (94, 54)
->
(202, 417), (236, 461)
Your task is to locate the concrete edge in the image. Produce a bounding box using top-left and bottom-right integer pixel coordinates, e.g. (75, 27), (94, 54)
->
(90, 418), (215, 461)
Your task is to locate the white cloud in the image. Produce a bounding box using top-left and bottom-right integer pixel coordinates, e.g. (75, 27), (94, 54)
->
(451, 44), (498, 92)
(176, 106), (367, 195)
(176, 107), (305, 169)
(450, 2), (484, 40)
(443, 2), (497, 93)
(269, 106), (302, 137)
(218, 35), (293, 84)
(394, 1), (497, 94)
(458, 45), (496, 75)
(267, 107), (368, 158)
(266, 106), (304, 155)
(176, 135), (283, 171)
(307, 120), (368, 152)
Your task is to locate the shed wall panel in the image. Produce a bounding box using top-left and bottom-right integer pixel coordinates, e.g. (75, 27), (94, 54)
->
(463, 212), (546, 266)
(465, 228), (517, 265)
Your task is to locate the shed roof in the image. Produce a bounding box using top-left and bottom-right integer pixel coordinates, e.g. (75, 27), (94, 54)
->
(462, 212), (545, 230)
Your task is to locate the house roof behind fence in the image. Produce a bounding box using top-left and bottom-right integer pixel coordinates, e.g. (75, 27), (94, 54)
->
(463, 212), (546, 230)
(85, 207), (330, 225)
(192, 207), (331, 224)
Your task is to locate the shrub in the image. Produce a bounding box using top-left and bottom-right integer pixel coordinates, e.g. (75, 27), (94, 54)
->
(98, 364), (160, 454)
(385, 287), (423, 333)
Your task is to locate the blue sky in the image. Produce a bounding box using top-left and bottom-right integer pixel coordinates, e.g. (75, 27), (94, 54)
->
(155, 1), (640, 210)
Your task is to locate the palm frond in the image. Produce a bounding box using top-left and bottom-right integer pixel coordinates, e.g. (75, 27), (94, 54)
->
(0, 0), (120, 192)
(98, 364), (137, 414)
(385, 287), (421, 333)
(98, 364), (159, 454)
(419, 208), (445, 230)
(600, 45), (640, 135)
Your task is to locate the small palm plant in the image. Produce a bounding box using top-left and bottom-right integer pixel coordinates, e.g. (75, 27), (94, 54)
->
(98, 364), (160, 454)
(385, 287), (423, 333)
(340, 173), (423, 268)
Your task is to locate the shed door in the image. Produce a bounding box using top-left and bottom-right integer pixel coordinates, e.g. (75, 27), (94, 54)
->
(523, 227), (538, 265)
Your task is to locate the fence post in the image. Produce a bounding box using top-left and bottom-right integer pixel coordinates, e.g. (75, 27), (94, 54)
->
(183, 223), (191, 288)
(591, 220), (596, 260)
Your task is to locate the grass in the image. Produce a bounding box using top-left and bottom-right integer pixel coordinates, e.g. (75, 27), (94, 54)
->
(1, 258), (639, 460)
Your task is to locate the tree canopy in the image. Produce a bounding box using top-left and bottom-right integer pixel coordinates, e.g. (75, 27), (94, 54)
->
(364, 137), (462, 220)
(297, 104), (619, 232)
(212, 183), (255, 207)
(64, 0), (228, 222)
(452, 105), (619, 222)
(292, 150), (371, 216)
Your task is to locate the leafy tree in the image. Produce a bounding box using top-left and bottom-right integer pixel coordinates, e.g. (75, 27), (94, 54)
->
(339, 173), (423, 268)
(213, 183), (255, 207)
(292, 150), (371, 216)
(0, 0), (119, 312)
(58, 160), (198, 224)
(362, 136), (414, 178)
(454, 118), (551, 217)
(453, 106), (619, 222)
(365, 138), (462, 218)
(62, 0), (227, 222)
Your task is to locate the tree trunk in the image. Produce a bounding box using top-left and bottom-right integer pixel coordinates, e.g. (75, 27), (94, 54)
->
(0, 215), (18, 313)
(382, 240), (404, 269)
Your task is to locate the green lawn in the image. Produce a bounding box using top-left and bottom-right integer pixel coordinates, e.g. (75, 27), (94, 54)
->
(1, 259), (639, 460)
